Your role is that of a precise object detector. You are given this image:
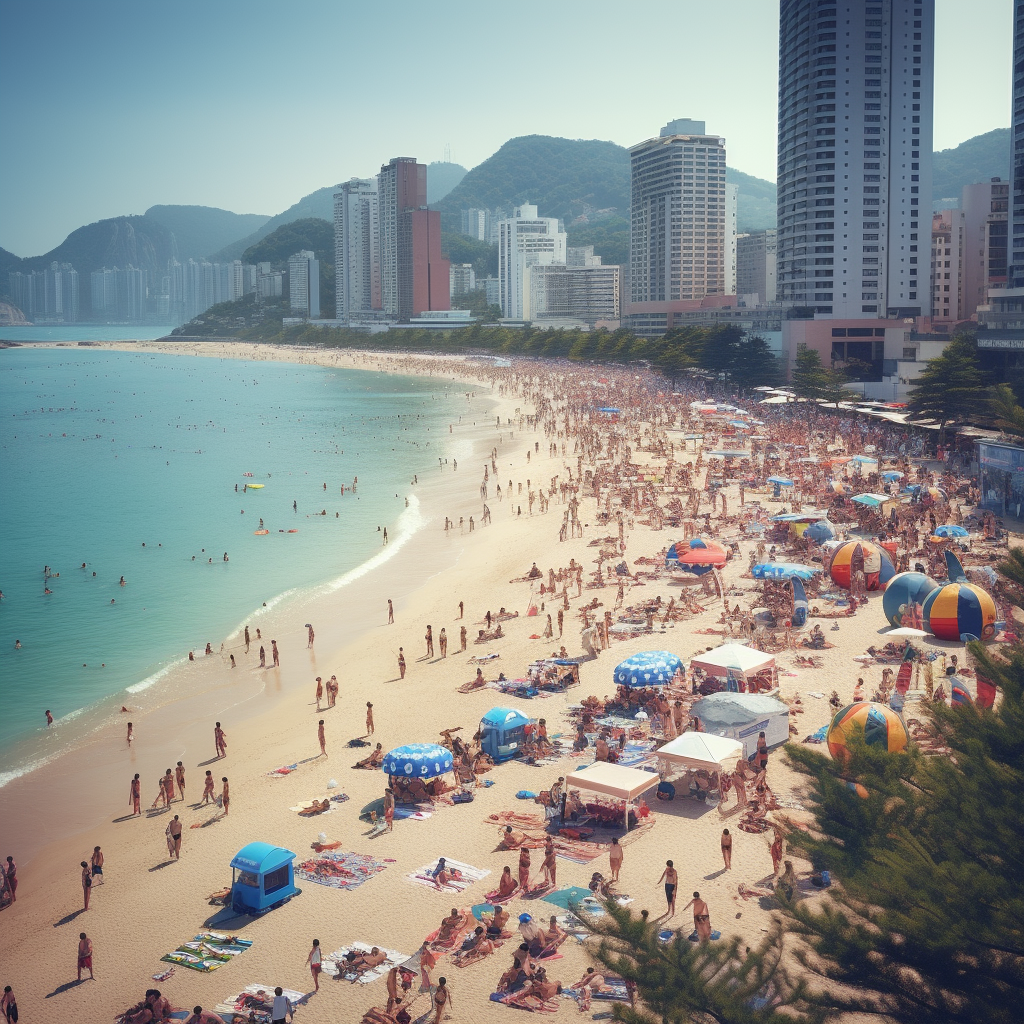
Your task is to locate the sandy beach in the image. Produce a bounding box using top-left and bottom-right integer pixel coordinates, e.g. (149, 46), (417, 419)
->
(0, 341), (993, 1023)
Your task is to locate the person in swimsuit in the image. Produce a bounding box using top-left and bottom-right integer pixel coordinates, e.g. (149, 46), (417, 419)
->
(202, 770), (215, 804)
(215, 723), (227, 759)
(318, 720), (327, 757)
(91, 847), (104, 884)
(77, 932), (93, 980)
(221, 778), (230, 815)
(608, 836), (623, 881)
(682, 891), (712, 941)
(175, 762), (186, 801)
(307, 939), (322, 991)
(540, 840), (557, 889)
(1, 985), (17, 1023)
(432, 978), (452, 1023)
(129, 774), (141, 816)
(721, 829), (732, 870)
(495, 866), (517, 900)
(517, 847), (532, 890)
(81, 861), (92, 910)
(657, 860), (677, 916)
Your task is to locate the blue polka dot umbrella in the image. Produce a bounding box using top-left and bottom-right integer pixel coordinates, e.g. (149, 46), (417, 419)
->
(613, 650), (683, 688)
(381, 743), (454, 778)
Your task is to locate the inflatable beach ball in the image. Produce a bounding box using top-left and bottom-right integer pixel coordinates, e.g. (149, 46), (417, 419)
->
(881, 571), (938, 628)
(827, 701), (909, 762)
(827, 540), (896, 592)
(922, 582), (997, 642)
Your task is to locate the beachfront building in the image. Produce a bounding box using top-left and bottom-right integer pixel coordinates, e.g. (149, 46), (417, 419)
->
(497, 203), (567, 319)
(8, 262), (79, 323)
(725, 183), (739, 296)
(449, 263), (476, 297)
(528, 262), (620, 324)
(1011, 1), (1024, 290)
(930, 210), (966, 322)
(256, 263), (284, 301)
(333, 178), (381, 322)
(737, 230), (778, 305)
(962, 178), (1009, 317)
(377, 156), (449, 319)
(288, 251), (320, 319)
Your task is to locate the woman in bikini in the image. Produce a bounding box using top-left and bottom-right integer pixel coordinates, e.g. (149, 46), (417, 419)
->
(494, 866), (518, 901)
(540, 840), (556, 889)
(517, 847), (532, 890)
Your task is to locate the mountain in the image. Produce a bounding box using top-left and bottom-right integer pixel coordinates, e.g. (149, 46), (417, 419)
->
(0, 246), (22, 279)
(144, 205), (269, 261)
(932, 127), (1011, 203)
(726, 167), (777, 233)
(208, 162), (468, 263)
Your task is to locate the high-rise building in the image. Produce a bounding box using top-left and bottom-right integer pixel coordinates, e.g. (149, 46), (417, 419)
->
(567, 245), (602, 267)
(449, 263), (476, 297)
(628, 121), (729, 308)
(377, 157), (449, 318)
(737, 230), (778, 304)
(461, 208), (490, 242)
(9, 262), (79, 322)
(962, 178), (1009, 316)
(1011, 1), (1024, 288)
(90, 266), (146, 321)
(497, 203), (567, 319)
(288, 251), (320, 318)
(528, 263), (620, 323)
(725, 184), (739, 295)
(776, 0), (934, 319)
(334, 178), (381, 322)
(930, 210), (966, 321)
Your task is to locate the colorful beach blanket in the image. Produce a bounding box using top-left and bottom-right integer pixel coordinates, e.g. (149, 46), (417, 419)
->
(160, 932), (253, 973)
(214, 984), (304, 1023)
(295, 851), (387, 891)
(407, 859), (490, 893)
(324, 942), (409, 984)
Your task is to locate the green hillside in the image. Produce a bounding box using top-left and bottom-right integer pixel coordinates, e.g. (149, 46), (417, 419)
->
(144, 205), (269, 261)
(426, 162), (468, 204)
(242, 218), (335, 316)
(932, 127), (1010, 202)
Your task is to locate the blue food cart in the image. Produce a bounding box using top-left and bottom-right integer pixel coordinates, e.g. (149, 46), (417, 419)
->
(479, 706), (531, 763)
(230, 842), (300, 914)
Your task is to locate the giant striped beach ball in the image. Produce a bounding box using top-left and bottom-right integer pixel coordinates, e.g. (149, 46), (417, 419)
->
(827, 540), (896, 591)
(826, 701), (909, 762)
(922, 582), (996, 642)
(881, 571), (937, 628)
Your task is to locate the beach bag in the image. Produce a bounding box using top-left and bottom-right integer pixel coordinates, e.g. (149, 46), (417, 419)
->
(516, 790), (537, 800)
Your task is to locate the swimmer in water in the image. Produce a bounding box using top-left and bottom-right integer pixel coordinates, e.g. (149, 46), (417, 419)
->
(119, 576), (125, 586)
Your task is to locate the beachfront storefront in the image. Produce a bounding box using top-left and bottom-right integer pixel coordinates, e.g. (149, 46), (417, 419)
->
(977, 441), (1024, 518)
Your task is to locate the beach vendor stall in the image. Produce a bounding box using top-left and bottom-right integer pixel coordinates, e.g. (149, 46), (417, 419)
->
(382, 743), (455, 803)
(565, 762), (659, 830)
(229, 842), (300, 914)
(689, 693), (790, 757)
(655, 732), (744, 802)
(479, 707), (531, 763)
(689, 643), (777, 693)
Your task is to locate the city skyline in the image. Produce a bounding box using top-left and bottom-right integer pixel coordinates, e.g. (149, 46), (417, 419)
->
(0, 0), (1012, 257)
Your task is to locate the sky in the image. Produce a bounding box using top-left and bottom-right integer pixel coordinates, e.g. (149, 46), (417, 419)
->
(0, 0), (1013, 257)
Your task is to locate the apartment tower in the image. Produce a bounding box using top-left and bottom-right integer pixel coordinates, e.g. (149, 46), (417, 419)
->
(497, 204), (567, 319)
(1012, 2), (1024, 288)
(777, 0), (934, 319)
(333, 178), (381, 322)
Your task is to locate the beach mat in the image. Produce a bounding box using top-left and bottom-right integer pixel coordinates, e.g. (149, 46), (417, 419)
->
(540, 886), (593, 910)
(295, 851), (387, 891)
(324, 942), (409, 984)
(407, 859), (490, 893)
(160, 932), (253, 973)
(393, 803), (432, 820)
(214, 984), (305, 1023)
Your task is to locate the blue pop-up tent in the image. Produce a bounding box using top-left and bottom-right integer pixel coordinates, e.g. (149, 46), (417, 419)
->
(479, 706), (532, 762)
(229, 842), (300, 914)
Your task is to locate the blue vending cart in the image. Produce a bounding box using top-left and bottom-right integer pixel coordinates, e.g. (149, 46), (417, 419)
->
(230, 842), (300, 914)
(479, 707), (531, 763)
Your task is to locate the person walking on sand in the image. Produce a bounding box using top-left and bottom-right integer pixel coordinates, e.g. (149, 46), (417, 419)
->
(215, 722), (227, 759)
(307, 624), (314, 648)
(366, 702), (374, 735)
(81, 861), (92, 910)
(388, 599), (394, 624)
(272, 640), (280, 667)
(460, 626), (467, 652)
(439, 628), (447, 658)
(398, 648), (406, 679)
(126, 721), (133, 747)
(175, 762), (186, 801)
(221, 778), (230, 815)
(682, 892), (712, 941)
(657, 860), (677, 917)
(425, 625), (434, 658)
(90, 847), (104, 885)
(202, 770), (215, 804)
(129, 773), (141, 816)
(318, 720), (327, 757)
(259, 645), (266, 668)
(164, 820), (176, 859)
(169, 815), (182, 859)
(608, 836), (623, 881)
(244, 626), (250, 653)
(721, 829), (732, 870)
(315, 676), (323, 710)
(433, 977), (452, 1023)
(1, 985), (17, 1023)
(77, 932), (93, 981)
(307, 939), (322, 992)
(3, 857), (15, 904)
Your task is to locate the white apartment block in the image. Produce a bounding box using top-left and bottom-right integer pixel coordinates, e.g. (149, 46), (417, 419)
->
(737, 230), (778, 304)
(725, 183), (739, 295)
(930, 210), (966, 321)
(288, 250), (320, 318)
(629, 120), (729, 303)
(528, 263), (620, 323)
(450, 263), (476, 297)
(334, 178), (381, 322)
(497, 203), (567, 319)
(776, 0), (934, 318)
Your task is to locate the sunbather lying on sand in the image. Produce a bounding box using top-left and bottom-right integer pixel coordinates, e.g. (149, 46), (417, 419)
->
(570, 967), (611, 1010)
(338, 946), (388, 978)
(299, 798), (331, 816)
(434, 908), (468, 945)
(353, 743), (384, 769)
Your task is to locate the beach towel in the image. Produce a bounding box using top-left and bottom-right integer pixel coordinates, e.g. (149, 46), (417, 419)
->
(540, 886), (594, 911)
(160, 933), (253, 973)
(393, 803), (432, 820)
(295, 851), (387, 891)
(324, 942), (409, 984)
(407, 859), (490, 893)
(214, 984), (305, 1023)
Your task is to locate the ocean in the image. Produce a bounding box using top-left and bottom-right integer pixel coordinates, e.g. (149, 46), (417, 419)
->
(0, 344), (472, 783)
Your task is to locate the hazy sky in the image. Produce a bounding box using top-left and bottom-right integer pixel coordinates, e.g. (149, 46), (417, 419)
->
(0, 0), (1012, 256)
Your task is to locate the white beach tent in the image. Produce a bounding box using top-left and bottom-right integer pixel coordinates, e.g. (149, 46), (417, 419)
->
(565, 762), (660, 829)
(689, 643), (777, 692)
(688, 693), (791, 757)
(656, 732), (744, 773)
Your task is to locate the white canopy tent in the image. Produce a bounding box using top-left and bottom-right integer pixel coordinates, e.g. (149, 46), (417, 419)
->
(565, 762), (660, 829)
(656, 732), (744, 773)
(689, 644), (777, 692)
(689, 693), (791, 756)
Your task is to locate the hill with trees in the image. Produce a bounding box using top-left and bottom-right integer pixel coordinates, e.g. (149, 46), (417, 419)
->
(933, 127), (1011, 202)
(143, 205), (269, 261)
(242, 218), (335, 315)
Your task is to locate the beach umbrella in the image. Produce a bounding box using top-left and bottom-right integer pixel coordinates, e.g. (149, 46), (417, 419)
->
(767, 476), (794, 487)
(922, 582), (997, 642)
(881, 471), (904, 481)
(666, 537), (728, 575)
(381, 743), (454, 779)
(803, 520), (835, 543)
(882, 571), (938, 628)
(932, 524), (968, 538)
(850, 455), (878, 466)
(850, 492), (890, 506)
(827, 540), (896, 591)
(752, 562), (819, 581)
(826, 702), (909, 763)
(613, 650), (683, 688)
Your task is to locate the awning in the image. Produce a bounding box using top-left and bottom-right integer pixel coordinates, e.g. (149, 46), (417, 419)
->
(565, 763), (660, 802)
(656, 733), (743, 772)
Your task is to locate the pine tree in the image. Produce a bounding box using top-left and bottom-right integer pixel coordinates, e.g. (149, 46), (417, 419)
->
(906, 333), (985, 438)
(791, 345), (828, 400)
(732, 334), (782, 389)
(989, 383), (1024, 438)
(780, 644), (1024, 1024)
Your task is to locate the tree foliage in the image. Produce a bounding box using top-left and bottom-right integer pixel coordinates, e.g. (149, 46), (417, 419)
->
(988, 383), (1024, 438)
(906, 333), (985, 436)
(440, 233), (497, 277)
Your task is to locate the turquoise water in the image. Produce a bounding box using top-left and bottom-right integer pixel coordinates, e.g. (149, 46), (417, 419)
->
(0, 325), (175, 342)
(0, 347), (461, 775)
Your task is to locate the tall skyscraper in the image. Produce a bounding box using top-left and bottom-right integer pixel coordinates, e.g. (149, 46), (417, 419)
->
(497, 203), (567, 319)
(628, 120), (729, 307)
(776, 0), (934, 319)
(725, 184), (739, 295)
(737, 230), (779, 304)
(377, 157), (449, 319)
(1011, 1), (1024, 289)
(334, 178), (381, 322)
(9, 262), (79, 322)
(288, 251), (320, 318)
